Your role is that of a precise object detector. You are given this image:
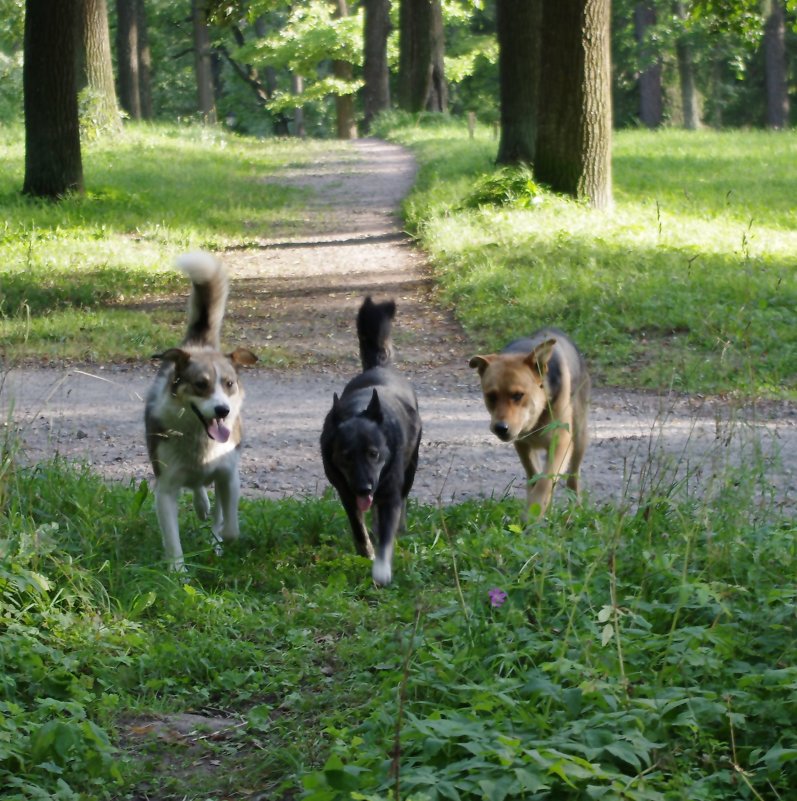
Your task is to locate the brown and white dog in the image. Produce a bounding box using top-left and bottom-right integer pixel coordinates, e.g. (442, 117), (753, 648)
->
(145, 253), (257, 570)
(469, 328), (590, 517)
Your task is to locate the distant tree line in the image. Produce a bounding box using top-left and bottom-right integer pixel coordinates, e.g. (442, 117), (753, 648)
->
(3, 0), (794, 205)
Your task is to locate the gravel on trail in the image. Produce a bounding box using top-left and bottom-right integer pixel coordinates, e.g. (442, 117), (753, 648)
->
(2, 138), (795, 511)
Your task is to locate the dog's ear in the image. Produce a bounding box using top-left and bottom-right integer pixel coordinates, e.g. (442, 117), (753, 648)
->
(363, 388), (383, 424)
(228, 347), (258, 368)
(154, 348), (190, 370)
(525, 339), (557, 375)
(330, 392), (342, 422)
(468, 355), (493, 376)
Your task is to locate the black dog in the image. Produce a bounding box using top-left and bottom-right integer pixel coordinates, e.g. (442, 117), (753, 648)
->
(320, 297), (422, 586)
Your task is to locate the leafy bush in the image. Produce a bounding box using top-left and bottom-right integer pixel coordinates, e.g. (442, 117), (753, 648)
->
(460, 165), (544, 210)
(0, 524), (124, 799)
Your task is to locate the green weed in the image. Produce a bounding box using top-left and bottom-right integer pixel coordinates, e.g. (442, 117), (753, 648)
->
(0, 444), (794, 799)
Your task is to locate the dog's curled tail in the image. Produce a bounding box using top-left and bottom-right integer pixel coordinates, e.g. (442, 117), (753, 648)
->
(357, 296), (396, 370)
(177, 252), (229, 349)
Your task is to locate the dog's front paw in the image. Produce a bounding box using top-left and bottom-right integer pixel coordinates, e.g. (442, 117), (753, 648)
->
(372, 557), (392, 587)
(169, 556), (188, 573)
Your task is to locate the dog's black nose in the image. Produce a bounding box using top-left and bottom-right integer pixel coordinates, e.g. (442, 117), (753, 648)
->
(215, 404), (230, 419)
(493, 422), (510, 441)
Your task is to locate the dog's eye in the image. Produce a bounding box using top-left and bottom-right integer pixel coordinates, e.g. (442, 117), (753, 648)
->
(367, 447), (379, 460)
(486, 392), (498, 407)
(225, 379), (235, 389)
(511, 392), (524, 403)
(194, 378), (209, 391)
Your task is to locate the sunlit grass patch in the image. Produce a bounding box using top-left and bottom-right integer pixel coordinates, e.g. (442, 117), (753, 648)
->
(385, 123), (797, 398)
(0, 123), (345, 363)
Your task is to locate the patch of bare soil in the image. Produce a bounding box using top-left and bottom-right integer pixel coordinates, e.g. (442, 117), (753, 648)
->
(2, 138), (795, 510)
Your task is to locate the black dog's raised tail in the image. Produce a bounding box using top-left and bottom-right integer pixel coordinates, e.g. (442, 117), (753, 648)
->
(357, 296), (396, 371)
(177, 252), (229, 349)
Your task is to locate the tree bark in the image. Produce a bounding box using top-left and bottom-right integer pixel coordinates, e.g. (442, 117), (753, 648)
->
(495, 0), (540, 165)
(23, 0), (84, 197)
(763, 0), (789, 129)
(674, 0), (699, 129)
(115, 0), (141, 119)
(362, 0), (391, 132)
(535, 0), (612, 210)
(634, 2), (662, 127)
(333, 0), (357, 139)
(79, 0), (121, 135)
(192, 0), (217, 123)
(137, 0), (153, 119)
(426, 0), (447, 112)
(397, 0), (433, 112)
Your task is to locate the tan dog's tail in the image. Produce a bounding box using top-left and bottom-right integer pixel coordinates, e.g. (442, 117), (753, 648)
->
(177, 252), (229, 349)
(357, 296), (396, 370)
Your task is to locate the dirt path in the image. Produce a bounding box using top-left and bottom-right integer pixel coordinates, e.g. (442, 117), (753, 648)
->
(2, 139), (795, 509)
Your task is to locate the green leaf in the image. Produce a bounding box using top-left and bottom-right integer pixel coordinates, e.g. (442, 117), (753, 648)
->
(601, 623), (614, 647)
(604, 740), (643, 770)
(131, 479), (149, 515)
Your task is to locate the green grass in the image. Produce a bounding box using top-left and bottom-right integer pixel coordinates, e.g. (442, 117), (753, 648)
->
(1, 453), (794, 800)
(376, 119), (797, 398)
(0, 122), (351, 362)
(2, 119), (795, 800)
(3, 120), (795, 395)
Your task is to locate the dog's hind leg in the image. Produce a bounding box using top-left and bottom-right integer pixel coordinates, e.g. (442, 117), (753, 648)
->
(566, 408), (589, 496)
(155, 487), (185, 572)
(193, 487), (211, 521)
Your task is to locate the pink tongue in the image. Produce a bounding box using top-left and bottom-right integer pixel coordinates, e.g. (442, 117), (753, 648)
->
(357, 495), (373, 512)
(207, 419), (231, 443)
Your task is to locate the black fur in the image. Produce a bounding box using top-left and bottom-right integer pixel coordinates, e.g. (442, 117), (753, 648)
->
(320, 297), (422, 586)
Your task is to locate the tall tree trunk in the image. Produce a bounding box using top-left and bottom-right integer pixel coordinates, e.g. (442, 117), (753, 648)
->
(115, 0), (141, 119)
(362, 0), (391, 132)
(397, 0), (433, 112)
(79, 0), (122, 135)
(674, 0), (699, 129)
(426, 0), (447, 112)
(192, 0), (216, 123)
(535, 0), (612, 210)
(763, 0), (789, 129)
(333, 0), (357, 139)
(23, 0), (84, 197)
(495, 0), (540, 165)
(708, 56), (723, 128)
(291, 73), (305, 137)
(137, 0), (152, 119)
(634, 2), (662, 128)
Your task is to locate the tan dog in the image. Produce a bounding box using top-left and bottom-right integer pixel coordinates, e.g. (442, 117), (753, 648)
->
(469, 328), (590, 516)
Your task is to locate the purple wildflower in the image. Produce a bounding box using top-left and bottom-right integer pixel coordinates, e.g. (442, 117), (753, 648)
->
(488, 587), (508, 608)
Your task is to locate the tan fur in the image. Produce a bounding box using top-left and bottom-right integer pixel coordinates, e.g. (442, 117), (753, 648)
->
(470, 331), (590, 518)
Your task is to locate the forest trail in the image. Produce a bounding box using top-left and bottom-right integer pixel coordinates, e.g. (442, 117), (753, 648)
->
(2, 139), (795, 509)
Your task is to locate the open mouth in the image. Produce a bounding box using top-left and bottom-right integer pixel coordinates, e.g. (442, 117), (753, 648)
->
(356, 494), (373, 512)
(191, 404), (231, 443)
